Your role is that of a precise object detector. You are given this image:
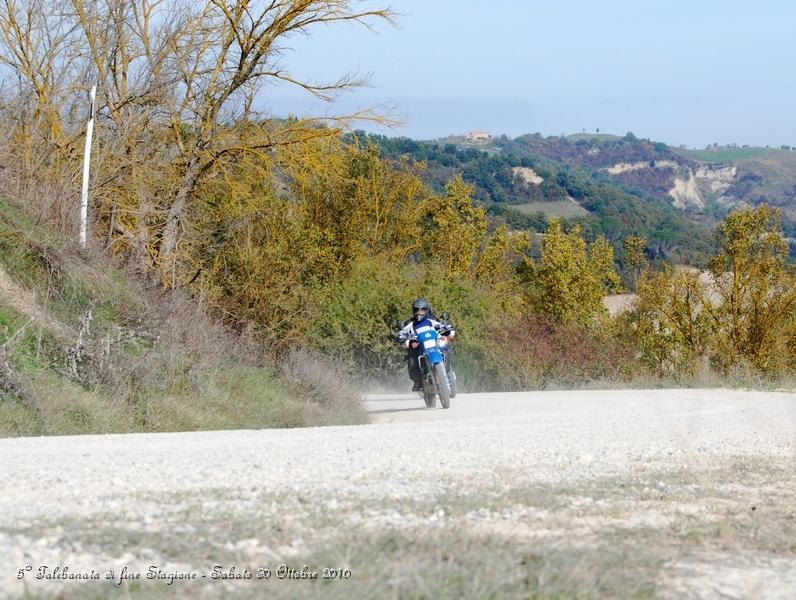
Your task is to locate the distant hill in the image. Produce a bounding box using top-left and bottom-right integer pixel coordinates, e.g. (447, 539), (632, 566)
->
(363, 131), (796, 261)
(363, 133), (716, 265)
(492, 134), (796, 238)
(672, 146), (796, 222)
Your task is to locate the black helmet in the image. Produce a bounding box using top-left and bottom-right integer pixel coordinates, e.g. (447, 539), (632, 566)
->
(411, 297), (431, 321)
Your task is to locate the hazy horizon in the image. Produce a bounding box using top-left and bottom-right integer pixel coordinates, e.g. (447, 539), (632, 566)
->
(262, 1), (796, 149)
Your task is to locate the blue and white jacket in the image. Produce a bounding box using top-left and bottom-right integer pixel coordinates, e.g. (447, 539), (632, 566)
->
(397, 317), (455, 346)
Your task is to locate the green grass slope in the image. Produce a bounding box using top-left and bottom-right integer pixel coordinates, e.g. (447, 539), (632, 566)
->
(0, 198), (366, 437)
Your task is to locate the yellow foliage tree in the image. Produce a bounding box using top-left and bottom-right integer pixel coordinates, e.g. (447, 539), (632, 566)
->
(472, 225), (529, 316)
(633, 205), (796, 375)
(634, 266), (712, 376)
(623, 235), (648, 290)
(525, 219), (621, 326)
(192, 155), (309, 344)
(422, 175), (488, 279)
(0, 0), (396, 284)
(192, 137), (431, 345)
(281, 138), (428, 285)
(706, 205), (796, 371)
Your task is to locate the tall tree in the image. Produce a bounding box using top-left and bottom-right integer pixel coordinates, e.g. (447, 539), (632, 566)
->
(633, 205), (796, 375)
(423, 175), (488, 279)
(0, 0), (396, 282)
(706, 205), (796, 371)
(525, 219), (621, 326)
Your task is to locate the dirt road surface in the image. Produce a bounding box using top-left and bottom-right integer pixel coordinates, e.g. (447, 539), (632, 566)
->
(1, 389), (794, 599)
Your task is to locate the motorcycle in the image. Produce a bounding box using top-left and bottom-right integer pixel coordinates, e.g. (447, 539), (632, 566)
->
(396, 312), (456, 409)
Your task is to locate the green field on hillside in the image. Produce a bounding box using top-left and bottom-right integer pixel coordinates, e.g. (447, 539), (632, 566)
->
(673, 147), (783, 163)
(510, 199), (589, 218)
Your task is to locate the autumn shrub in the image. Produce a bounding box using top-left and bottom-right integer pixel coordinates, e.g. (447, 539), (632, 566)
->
(193, 139), (429, 348)
(301, 255), (513, 390)
(306, 255), (415, 377)
(0, 134), (81, 240)
(299, 212), (630, 392)
(483, 315), (638, 389)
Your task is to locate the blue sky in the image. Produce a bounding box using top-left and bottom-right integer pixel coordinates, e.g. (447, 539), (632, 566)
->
(263, 1), (796, 147)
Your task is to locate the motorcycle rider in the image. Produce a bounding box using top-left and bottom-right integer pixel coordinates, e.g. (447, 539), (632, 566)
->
(396, 298), (455, 391)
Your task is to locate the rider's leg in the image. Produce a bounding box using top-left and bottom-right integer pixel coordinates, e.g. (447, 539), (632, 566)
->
(407, 346), (423, 391)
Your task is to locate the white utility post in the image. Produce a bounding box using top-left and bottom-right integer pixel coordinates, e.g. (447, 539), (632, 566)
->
(79, 85), (97, 249)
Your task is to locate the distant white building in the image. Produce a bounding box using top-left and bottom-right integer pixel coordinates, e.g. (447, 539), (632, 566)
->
(465, 130), (491, 141)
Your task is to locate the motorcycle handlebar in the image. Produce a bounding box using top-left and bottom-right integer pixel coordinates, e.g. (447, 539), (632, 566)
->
(396, 327), (454, 344)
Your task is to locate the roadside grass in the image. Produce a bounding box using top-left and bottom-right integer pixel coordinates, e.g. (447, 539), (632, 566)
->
(580, 363), (796, 393)
(10, 457), (794, 599)
(134, 363), (361, 432)
(1, 194), (367, 437)
(272, 531), (662, 600)
(1, 293), (291, 435)
(15, 533), (661, 600)
(0, 199), (52, 288)
(1, 344), (364, 435)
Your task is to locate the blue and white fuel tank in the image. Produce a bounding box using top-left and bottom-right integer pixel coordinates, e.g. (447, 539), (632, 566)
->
(415, 324), (445, 365)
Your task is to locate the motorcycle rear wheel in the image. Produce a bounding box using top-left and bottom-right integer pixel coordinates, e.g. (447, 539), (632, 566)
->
(448, 369), (457, 398)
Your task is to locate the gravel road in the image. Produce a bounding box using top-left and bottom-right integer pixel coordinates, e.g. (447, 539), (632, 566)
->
(1, 388), (794, 599)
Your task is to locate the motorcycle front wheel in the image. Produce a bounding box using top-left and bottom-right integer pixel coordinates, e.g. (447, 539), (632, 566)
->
(433, 362), (451, 409)
(424, 390), (436, 408)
